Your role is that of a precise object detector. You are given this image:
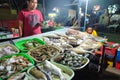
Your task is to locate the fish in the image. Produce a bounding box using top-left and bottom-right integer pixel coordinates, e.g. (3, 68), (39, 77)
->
(44, 60), (66, 80)
(8, 72), (26, 80)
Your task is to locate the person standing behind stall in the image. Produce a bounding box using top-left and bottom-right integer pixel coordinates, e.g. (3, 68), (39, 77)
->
(48, 18), (55, 27)
(85, 26), (98, 37)
(18, 0), (44, 37)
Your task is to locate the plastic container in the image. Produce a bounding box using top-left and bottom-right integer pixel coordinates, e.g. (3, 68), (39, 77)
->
(0, 44), (19, 57)
(15, 38), (45, 52)
(116, 47), (120, 62)
(107, 61), (114, 67)
(115, 62), (120, 70)
(27, 45), (60, 63)
(104, 47), (117, 56)
(51, 54), (90, 70)
(27, 66), (50, 80)
(0, 53), (34, 65)
(0, 53), (34, 80)
(98, 46), (117, 57)
(37, 61), (75, 80)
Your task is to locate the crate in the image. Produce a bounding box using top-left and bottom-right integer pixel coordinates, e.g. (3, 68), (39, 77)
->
(115, 62), (120, 70)
(94, 46), (117, 56)
(104, 42), (118, 56)
(104, 47), (117, 56)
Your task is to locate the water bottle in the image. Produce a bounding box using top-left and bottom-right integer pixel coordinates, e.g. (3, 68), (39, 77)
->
(116, 47), (120, 62)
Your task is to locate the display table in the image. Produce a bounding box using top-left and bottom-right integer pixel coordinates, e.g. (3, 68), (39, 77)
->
(13, 28), (69, 42)
(41, 27), (54, 33)
(0, 31), (19, 42)
(0, 28), (111, 80)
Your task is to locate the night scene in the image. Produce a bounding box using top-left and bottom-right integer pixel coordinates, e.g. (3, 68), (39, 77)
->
(0, 0), (120, 80)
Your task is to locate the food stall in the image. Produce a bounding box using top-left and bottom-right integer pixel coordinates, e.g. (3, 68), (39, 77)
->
(0, 27), (116, 80)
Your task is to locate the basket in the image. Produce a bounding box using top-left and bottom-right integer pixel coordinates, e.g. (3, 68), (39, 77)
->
(0, 44), (19, 57)
(0, 53), (34, 80)
(51, 54), (90, 70)
(14, 38), (45, 52)
(27, 45), (60, 63)
(27, 66), (50, 80)
(37, 61), (74, 80)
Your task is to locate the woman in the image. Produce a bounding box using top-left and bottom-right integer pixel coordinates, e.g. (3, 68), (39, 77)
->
(18, 0), (43, 37)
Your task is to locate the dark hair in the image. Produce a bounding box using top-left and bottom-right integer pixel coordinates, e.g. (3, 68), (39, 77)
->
(21, 0), (31, 10)
(26, 0), (32, 1)
(85, 25), (93, 30)
(21, 2), (27, 9)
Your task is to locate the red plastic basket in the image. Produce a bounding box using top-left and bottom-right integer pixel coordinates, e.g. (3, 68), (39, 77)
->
(94, 46), (117, 56)
(116, 62), (120, 70)
(104, 47), (117, 56)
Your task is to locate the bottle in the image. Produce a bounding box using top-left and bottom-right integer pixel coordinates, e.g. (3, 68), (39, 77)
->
(116, 47), (120, 62)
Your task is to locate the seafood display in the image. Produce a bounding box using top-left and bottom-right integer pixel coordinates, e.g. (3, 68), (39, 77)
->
(15, 38), (45, 52)
(44, 60), (65, 80)
(0, 44), (19, 57)
(23, 40), (42, 50)
(0, 54), (33, 79)
(28, 66), (48, 80)
(52, 51), (89, 70)
(42, 35), (80, 52)
(42, 29), (103, 54)
(79, 39), (101, 50)
(0, 28), (107, 79)
(37, 60), (74, 80)
(7, 72), (26, 80)
(28, 45), (60, 62)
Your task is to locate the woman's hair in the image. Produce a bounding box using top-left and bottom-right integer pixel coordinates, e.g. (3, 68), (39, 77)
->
(21, 0), (32, 10)
(26, 0), (32, 1)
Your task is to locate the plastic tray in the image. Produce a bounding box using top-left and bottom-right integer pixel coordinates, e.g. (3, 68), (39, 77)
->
(0, 53), (34, 80)
(14, 38), (45, 52)
(51, 55), (90, 70)
(0, 53), (34, 64)
(37, 61), (74, 80)
(0, 44), (19, 57)
(27, 45), (60, 63)
(27, 66), (50, 80)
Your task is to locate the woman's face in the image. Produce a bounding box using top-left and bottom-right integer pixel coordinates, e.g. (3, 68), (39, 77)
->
(86, 27), (93, 34)
(27, 0), (38, 10)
